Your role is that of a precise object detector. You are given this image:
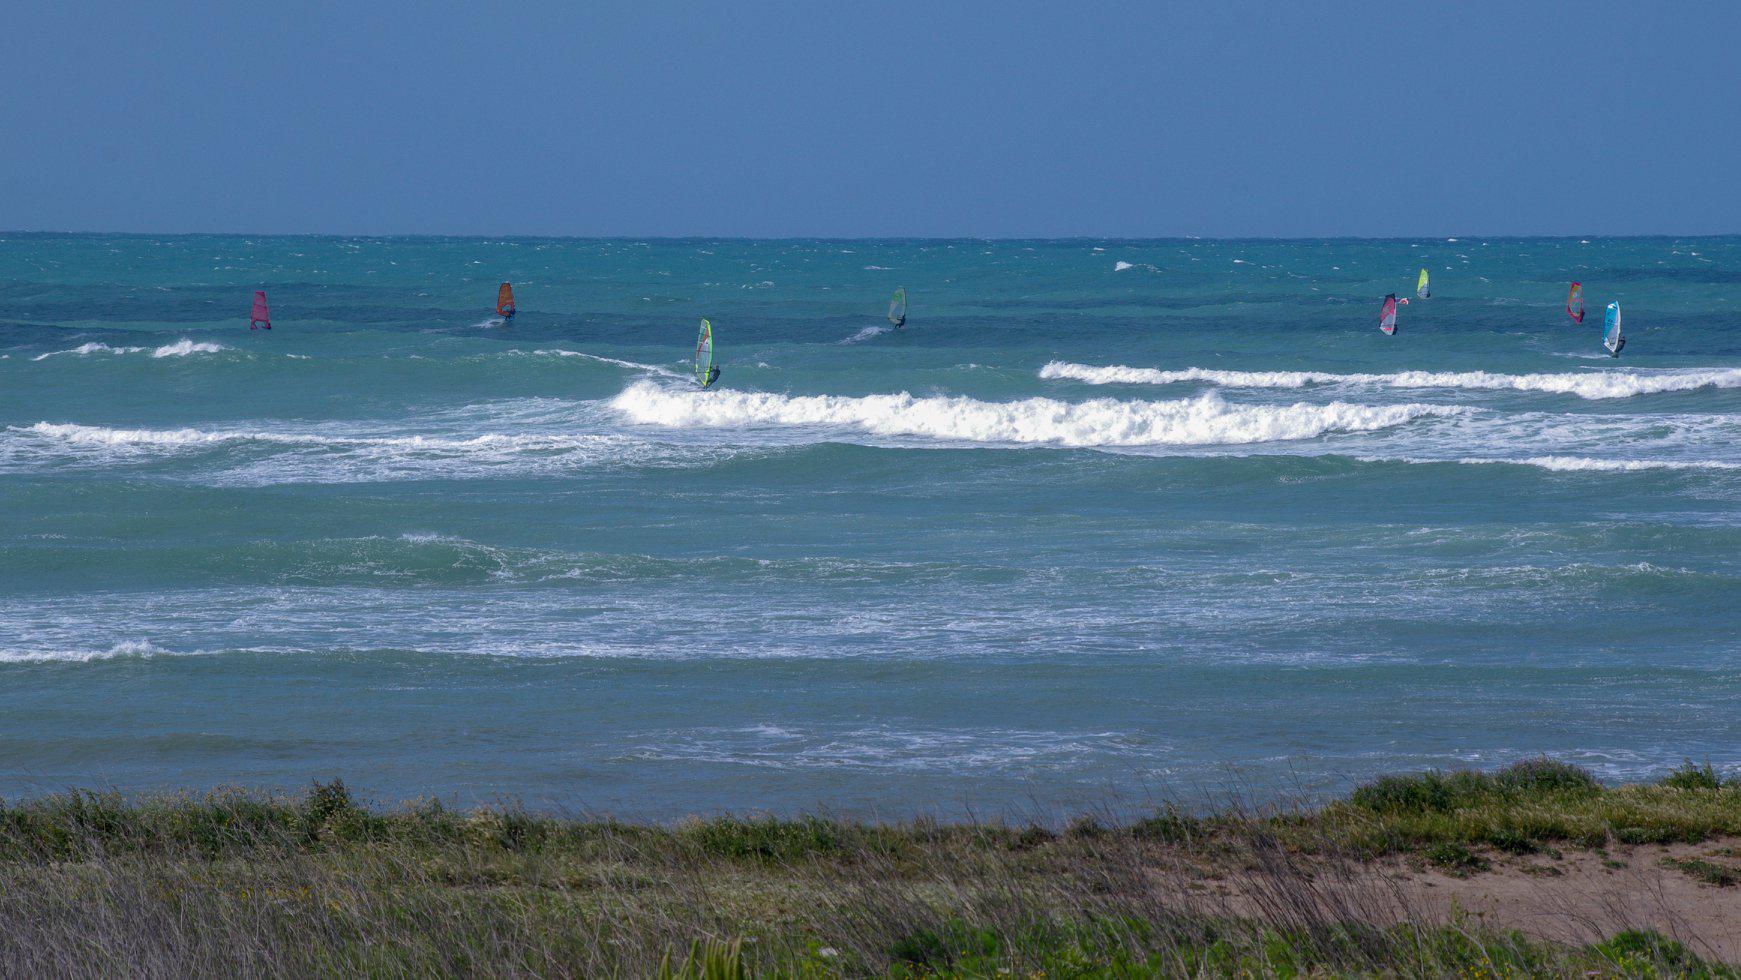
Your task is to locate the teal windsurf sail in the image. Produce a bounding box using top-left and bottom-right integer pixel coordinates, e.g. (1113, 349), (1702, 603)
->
(694, 318), (715, 387)
(887, 287), (906, 327)
(1603, 301), (1624, 357)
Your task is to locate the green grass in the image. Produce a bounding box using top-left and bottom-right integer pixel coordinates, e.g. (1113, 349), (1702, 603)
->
(1300, 758), (1741, 857)
(0, 761), (1737, 975)
(1664, 857), (1741, 887)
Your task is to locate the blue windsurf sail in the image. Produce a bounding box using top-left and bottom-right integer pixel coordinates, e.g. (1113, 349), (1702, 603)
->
(1603, 301), (1624, 357)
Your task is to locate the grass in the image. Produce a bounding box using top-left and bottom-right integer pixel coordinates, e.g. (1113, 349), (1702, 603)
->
(1664, 857), (1741, 887)
(0, 761), (1736, 976)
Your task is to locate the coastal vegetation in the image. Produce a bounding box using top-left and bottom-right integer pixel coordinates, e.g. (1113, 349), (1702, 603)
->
(0, 759), (1736, 976)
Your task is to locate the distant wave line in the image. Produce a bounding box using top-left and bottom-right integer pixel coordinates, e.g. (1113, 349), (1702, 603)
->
(1040, 361), (1741, 400)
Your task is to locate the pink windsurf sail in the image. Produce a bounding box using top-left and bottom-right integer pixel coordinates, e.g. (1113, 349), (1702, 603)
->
(250, 291), (271, 330)
(1378, 293), (1398, 336)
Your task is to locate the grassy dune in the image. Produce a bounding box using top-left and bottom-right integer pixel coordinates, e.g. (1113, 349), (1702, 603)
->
(1, 760), (1737, 977)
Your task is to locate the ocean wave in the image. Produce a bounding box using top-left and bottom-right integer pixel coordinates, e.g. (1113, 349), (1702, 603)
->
(16, 421), (578, 450)
(841, 325), (891, 344)
(0, 639), (179, 664)
(610, 381), (1460, 448)
(6, 411), (744, 484)
(31, 339), (228, 361)
(1040, 361), (1741, 400)
(513, 349), (682, 377)
(1458, 455), (1741, 473)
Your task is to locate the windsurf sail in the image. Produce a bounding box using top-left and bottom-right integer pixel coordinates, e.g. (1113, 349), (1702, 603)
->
(249, 291), (271, 330)
(694, 318), (715, 387)
(888, 287), (907, 327)
(1603, 301), (1623, 356)
(1416, 268), (1430, 300)
(1379, 294), (1398, 336)
(1567, 282), (1585, 323)
(496, 282), (516, 318)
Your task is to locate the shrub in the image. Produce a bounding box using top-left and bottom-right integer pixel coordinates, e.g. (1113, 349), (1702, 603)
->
(1660, 760), (1725, 791)
(1484, 826), (1540, 854)
(1492, 758), (1600, 796)
(1662, 857), (1740, 887)
(1131, 805), (1201, 844)
(1426, 841), (1488, 874)
(1349, 772), (1458, 814)
(679, 816), (842, 861)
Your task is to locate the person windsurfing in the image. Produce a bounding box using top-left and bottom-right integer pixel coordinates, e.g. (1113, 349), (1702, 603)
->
(1378, 293), (1399, 336)
(496, 282), (516, 320)
(888, 287), (907, 329)
(695, 318), (719, 388)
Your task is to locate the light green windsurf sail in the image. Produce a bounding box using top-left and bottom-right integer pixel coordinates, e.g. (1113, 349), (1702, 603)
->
(887, 287), (907, 327)
(1416, 268), (1430, 300)
(694, 318), (714, 386)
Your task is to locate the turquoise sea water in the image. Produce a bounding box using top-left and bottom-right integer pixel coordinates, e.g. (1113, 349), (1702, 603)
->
(2, 234), (1738, 816)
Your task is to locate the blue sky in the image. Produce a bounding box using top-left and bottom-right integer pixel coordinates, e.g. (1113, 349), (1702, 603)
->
(3, 2), (1736, 236)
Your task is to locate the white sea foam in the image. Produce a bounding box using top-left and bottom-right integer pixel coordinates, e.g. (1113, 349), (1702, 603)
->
(0, 639), (176, 664)
(18, 420), (620, 454)
(518, 349), (683, 377)
(150, 339), (226, 357)
(33, 342), (144, 360)
(1040, 361), (1741, 401)
(610, 381), (1458, 448)
(842, 325), (891, 344)
(1457, 455), (1741, 473)
(6, 408), (741, 483)
(32, 339), (227, 361)
(1114, 261), (1134, 272)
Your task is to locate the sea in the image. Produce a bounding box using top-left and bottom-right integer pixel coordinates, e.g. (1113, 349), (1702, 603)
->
(2, 234), (1738, 817)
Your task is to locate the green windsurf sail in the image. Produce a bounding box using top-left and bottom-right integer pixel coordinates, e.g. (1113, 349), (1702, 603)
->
(887, 287), (907, 327)
(1416, 268), (1430, 300)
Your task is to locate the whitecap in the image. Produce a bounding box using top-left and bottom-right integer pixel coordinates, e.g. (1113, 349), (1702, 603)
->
(1039, 361), (1741, 401)
(610, 381), (1458, 449)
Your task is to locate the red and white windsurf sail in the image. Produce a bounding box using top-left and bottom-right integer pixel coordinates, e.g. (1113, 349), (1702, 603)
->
(1378, 293), (1398, 335)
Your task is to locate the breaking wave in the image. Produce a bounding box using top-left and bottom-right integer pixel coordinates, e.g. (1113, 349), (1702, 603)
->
(1040, 361), (1741, 400)
(1458, 455), (1741, 473)
(610, 381), (1459, 448)
(0, 639), (179, 665)
(32, 339), (228, 361)
(3, 414), (736, 484)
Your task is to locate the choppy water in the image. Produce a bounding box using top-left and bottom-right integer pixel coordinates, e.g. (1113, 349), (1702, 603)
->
(2, 234), (1738, 815)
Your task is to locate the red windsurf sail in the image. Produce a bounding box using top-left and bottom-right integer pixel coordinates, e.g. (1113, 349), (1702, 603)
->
(249, 291), (271, 330)
(1378, 293), (1398, 335)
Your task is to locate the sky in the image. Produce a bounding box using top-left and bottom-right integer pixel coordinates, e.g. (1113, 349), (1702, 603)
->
(3, 1), (1737, 237)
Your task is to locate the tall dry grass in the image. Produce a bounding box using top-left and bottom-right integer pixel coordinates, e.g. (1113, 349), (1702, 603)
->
(0, 763), (1733, 977)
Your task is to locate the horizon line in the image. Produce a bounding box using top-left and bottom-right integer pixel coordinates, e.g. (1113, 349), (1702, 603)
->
(5, 230), (1739, 243)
